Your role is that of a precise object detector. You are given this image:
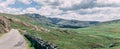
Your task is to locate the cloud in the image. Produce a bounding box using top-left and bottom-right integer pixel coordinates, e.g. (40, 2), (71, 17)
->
(22, 7), (38, 14)
(0, 0), (32, 8)
(0, 7), (21, 14)
(59, 0), (120, 11)
(47, 5), (120, 21)
(0, 0), (15, 8)
(58, 0), (82, 8)
(96, 0), (120, 4)
(18, 0), (32, 4)
(39, 6), (63, 15)
(48, 12), (120, 21)
(78, 7), (120, 15)
(0, 0), (120, 21)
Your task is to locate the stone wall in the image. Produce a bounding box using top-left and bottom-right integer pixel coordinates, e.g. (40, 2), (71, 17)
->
(24, 34), (59, 49)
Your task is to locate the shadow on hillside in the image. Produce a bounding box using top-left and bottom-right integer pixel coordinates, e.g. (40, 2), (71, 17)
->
(24, 34), (59, 49)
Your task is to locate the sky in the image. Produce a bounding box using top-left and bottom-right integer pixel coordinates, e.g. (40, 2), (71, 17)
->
(0, 0), (120, 21)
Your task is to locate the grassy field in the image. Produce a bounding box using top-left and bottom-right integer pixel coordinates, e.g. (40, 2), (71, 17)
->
(71, 22), (120, 49)
(1, 13), (120, 49)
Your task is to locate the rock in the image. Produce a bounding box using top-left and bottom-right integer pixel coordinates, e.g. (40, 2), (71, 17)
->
(0, 16), (10, 33)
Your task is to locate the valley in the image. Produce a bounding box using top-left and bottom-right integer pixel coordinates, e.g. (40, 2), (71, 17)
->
(0, 13), (120, 49)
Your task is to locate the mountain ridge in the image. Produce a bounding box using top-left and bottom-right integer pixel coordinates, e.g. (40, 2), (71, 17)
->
(24, 13), (100, 28)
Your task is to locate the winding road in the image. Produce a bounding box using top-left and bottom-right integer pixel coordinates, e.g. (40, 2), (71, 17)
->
(0, 29), (27, 49)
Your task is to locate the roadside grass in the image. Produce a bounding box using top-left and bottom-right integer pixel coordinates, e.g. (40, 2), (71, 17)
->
(24, 37), (34, 49)
(0, 33), (8, 38)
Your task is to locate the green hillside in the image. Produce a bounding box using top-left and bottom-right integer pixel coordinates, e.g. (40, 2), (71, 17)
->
(72, 21), (120, 49)
(0, 13), (120, 49)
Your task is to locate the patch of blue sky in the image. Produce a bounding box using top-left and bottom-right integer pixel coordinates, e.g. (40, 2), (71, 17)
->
(8, 1), (41, 9)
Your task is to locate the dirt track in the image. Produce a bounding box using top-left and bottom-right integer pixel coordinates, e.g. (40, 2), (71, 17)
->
(0, 29), (26, 49)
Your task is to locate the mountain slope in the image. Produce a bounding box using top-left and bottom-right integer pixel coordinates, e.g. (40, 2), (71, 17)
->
(72, 19), (120, 49)
(24, 14), (99, 28)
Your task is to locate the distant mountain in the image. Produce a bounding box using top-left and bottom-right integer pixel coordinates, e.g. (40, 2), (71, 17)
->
(24, 14), (53, 26)
(48, 18), (100, 28)
(24, 14), (100, 28)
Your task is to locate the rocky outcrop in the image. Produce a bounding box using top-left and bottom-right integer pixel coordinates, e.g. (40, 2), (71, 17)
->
(8, 17), (50, 32)
(24, 34), (59, 49)
(0, 16), (10, 33)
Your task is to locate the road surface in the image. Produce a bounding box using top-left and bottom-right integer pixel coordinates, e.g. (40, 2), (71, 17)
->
(0, 29), (27, 49)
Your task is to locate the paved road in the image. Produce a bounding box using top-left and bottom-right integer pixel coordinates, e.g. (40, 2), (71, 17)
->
(0, 29), (27, 49)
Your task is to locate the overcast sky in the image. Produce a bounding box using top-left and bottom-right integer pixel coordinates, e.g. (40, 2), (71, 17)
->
(0, 0), (120, 21)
